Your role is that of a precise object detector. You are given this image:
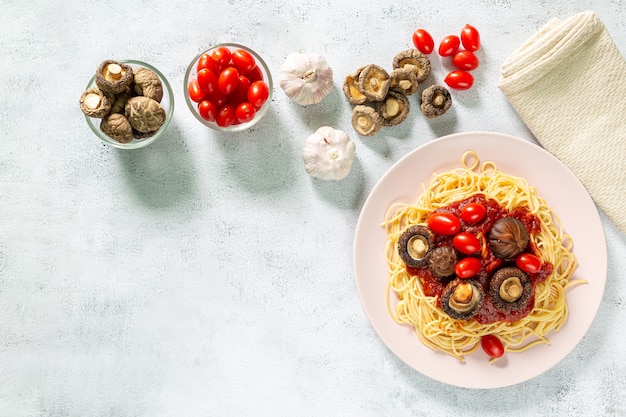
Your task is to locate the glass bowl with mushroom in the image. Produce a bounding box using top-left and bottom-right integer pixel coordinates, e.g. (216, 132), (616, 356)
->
(80, 59), (174, 149)
(184, 43), (273, 132)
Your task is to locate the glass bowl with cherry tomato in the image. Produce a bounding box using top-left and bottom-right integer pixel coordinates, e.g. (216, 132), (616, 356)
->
(184, 43), (273, 132)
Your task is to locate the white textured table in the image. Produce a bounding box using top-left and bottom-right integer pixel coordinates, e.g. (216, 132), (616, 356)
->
(1, 1), (625, 416)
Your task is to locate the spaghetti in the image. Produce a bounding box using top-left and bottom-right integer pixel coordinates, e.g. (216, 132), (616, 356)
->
(383, 151), (582, 361)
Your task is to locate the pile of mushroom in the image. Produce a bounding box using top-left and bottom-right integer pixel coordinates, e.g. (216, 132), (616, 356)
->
(343, 49), (452, 136)
(79, 60), (167, 143)
(397, 213), (538, 321)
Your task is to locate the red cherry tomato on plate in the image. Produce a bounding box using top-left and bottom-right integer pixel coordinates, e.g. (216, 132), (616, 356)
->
(461, 202), (487, 223)
(452, 50), (480, 71)
(248, 80), (270, 108)
(427, 212), (461, 235)
(218, 67), (240, 95)
(197, 53), (217, 74)
(412, 29), (434, 54)
(438, 35), (460, 56)
(481, 334), (504, 359)
(197, 68), (218, 94)
(211, 46), (232, 68)
(460, 24), (481, 52)
(198, 100), (217, 122)
(445, 70), (474, 90)
(454, 257), (482, 279)
(453, 232), (481, 255)
(231, 49), (257, 73)
(216, 104), (237, 127)
(235, 102), (256, 123)
(515, 253), (542, 273)
(187, 79), (207, 103)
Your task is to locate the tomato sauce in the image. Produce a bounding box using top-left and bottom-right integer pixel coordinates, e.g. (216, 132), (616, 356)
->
(405, 194), (552, 324)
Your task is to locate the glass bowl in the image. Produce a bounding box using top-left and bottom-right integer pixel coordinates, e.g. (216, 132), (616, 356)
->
(83, 60), (174, 149)
(184, 43), (273, 132)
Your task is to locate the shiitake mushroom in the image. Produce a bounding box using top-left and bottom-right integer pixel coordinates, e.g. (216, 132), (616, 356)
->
(397, 225), (435, 268)
(488, 217), (529, 259)
(342, 66), (368, 105)
(358, 64), (391, 102)
(428, 246), (457, 277)
(376, 90), (410, 127)
(420, 85), (452, 119)
(441, 279), (485, 320)
(351, 105), (383, 137)
(489, 267), (533, 311)
(95, 59), (134, 94)
(392, 49), (431, 83)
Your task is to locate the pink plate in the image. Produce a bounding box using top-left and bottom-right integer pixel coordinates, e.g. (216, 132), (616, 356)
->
(353, 131), (607, 388)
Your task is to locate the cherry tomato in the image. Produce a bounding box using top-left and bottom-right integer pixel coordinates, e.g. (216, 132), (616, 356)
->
(461, 202), (487, 223)
(427, 212), (461, 235)
(231, 49), (257, 73)
(235, 102), (256, 123)
(438, 35), (460, 57)
(515, 253), (542, 274)
(481, 334), (504, 359)
(197, 68), (218, 94)
(197, 53), (217, 74)
(248, 80), (270, 109)
(454, 257), (482, 279)
(444, 70), (474, 90)
(453, 232), (481, 255)
(460, 24), (481, 52)
(216, 104), (236, 127)
(187, 79), (207, 103)
(229, 75), (251, 105)
(244, 66), (264, 83)
(198, 100), (217, 122)
(217, 67), (240, 96)
(211, 46), (232, 68)
(452, 50), (480, 71)
(207, 90), (228, 108)
(412, 29), (434, 54)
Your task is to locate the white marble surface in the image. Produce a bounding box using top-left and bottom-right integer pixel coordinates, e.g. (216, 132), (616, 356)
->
(1, 1), (625, 416)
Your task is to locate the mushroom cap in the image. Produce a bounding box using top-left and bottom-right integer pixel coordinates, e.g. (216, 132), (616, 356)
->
(390, 67), (419, 96)
(441, 279), (485, 320)
(488, 267), (533, 311)
(397, 225), (435, 268)
(420, 85), (452, 119)
(95, 60), (134, 94)
(79, 87), (112, 118)
(132, 67), (164, 102)
(124, 96), (166, 133)
(357, 64), (391, 102)
(428, 245), (457, 277)
(351, 105), (383, 137)
(342, 66), (368, 105)
(377, 90), (410, 127)
(100, 113), (133, 143)
(392, 49), (431, 83)
(488, 217), (529, 259)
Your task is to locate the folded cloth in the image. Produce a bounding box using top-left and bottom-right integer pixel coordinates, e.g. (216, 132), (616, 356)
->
(499, 11), (626, 234)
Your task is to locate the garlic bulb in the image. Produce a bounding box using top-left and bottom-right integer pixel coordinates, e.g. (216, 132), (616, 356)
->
(279, 52), (334, 106)
(302, 126), (356, 181)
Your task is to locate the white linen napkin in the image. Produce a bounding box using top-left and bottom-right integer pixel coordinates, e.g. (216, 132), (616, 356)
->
(498, 11), (626, 234)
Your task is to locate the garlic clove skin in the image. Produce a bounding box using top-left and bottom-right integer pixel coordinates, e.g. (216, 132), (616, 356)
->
(280, 52), (334, 106)
(302, 126), (356, 181)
